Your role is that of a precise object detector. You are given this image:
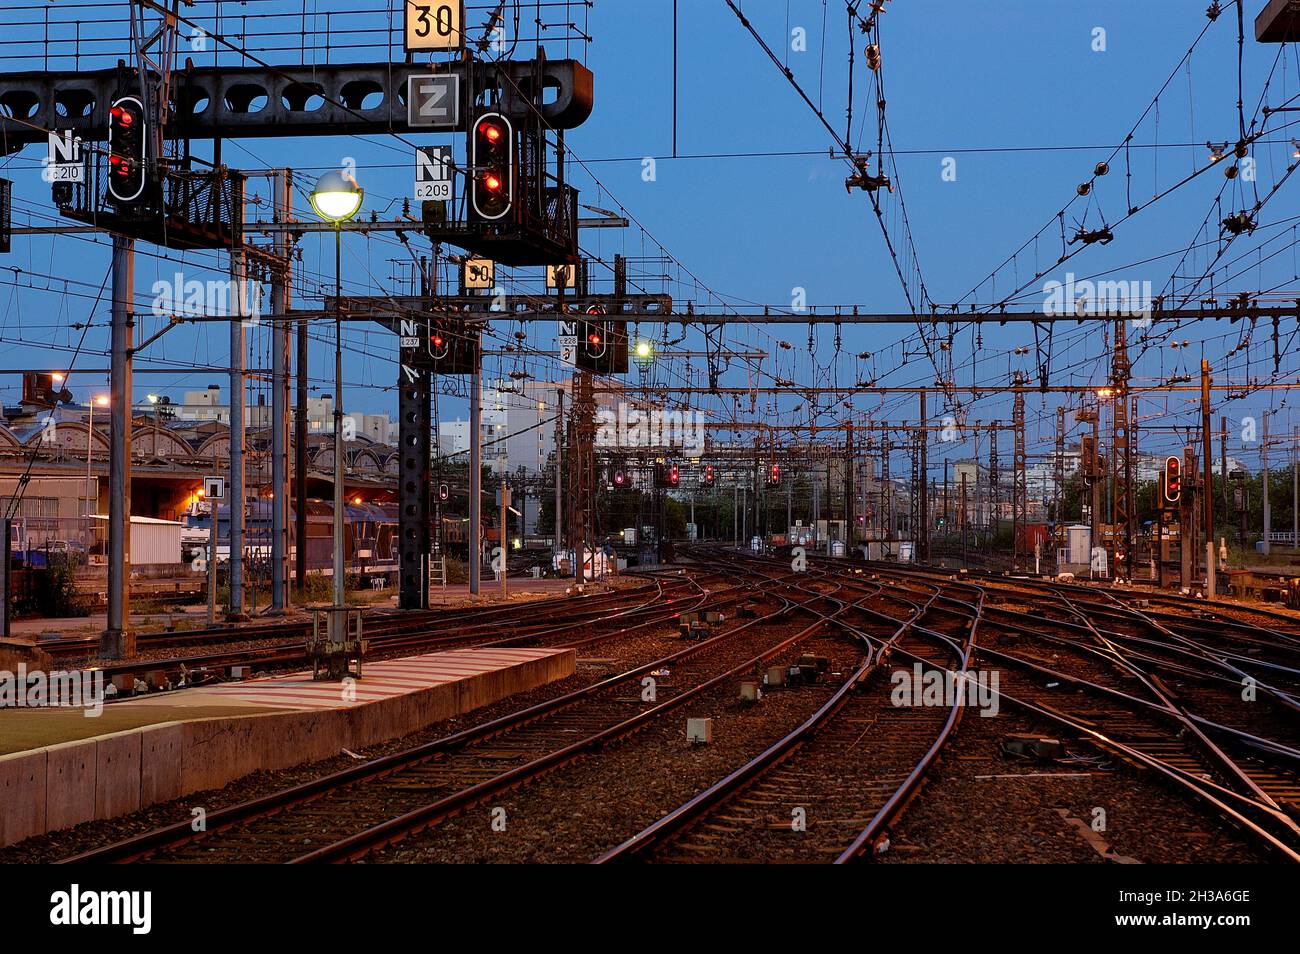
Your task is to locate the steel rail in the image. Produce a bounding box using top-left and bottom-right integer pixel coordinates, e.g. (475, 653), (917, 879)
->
(596, 550), (977, 863)
(62, 566), (823, 863)
(288, 572), (854, 863)
(810, 562), (1300, 859)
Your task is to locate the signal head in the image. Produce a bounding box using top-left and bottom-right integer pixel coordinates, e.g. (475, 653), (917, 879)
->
(1163, 455), (1182, 504)
(107, 96), (147, 204)
(470, 112), (513, 221)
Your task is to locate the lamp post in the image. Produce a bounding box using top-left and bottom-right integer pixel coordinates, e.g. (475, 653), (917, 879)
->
(309, 170), (363, 614)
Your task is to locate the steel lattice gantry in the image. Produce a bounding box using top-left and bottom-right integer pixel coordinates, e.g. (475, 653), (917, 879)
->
(0, 60), (594, 153)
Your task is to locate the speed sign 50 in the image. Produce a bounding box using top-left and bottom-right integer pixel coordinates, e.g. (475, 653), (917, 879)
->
(405, 1), (464, 52)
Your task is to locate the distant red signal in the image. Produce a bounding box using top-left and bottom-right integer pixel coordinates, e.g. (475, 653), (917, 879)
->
(1163, 455), (1182, 505)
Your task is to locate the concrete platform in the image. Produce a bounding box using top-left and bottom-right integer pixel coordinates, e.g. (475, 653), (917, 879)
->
(0, 646), (574, 848)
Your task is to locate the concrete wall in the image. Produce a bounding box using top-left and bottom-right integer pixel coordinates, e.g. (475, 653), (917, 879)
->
(0, 648), (574, 849)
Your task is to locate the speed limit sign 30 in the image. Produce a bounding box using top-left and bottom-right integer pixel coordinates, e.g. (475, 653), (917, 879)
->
(405, 1), (464, 52)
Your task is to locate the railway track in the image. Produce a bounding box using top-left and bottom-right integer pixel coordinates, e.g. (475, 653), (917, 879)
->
(597, 567), (978, 863)
(608, 551), (1300, 863)
(968, 608), (1300, 852)
(831, 560), (1300, 860)
(38, 575), (691, 663)
(50, 550), (1300, 864)
(873, 559), (1300, 639)
(50, 571), (727, 689)
(60, 563), (837, 863)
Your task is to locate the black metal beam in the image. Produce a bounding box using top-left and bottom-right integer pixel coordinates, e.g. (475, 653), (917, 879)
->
(326, 293), (675, 323)
(0, 59), (594, 153)
(172, 299), (1298, 326)
(9, 216), (628, 236)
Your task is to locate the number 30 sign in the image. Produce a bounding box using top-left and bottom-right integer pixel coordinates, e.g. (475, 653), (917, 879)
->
(405, 1), (463, 52)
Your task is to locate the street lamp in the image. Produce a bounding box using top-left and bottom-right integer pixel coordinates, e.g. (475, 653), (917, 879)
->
(309, 170), (364, 224)
(310, 170), (363, 627)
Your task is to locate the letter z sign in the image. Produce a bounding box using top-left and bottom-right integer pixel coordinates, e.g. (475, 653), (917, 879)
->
(407, 74), (459, 129)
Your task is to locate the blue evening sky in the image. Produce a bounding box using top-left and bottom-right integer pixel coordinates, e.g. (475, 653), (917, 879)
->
(1, 1), (1298, 468)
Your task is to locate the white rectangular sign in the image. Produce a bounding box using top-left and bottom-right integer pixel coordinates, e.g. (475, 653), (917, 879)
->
(559, 336), (578, 368)
(546, 263), (577, 289)
(399, 318), (422, 350)
(203, 476), (226, 500)
(414, 145), (452, 201)
(464, 257), (494, 290)
(405, 1), (464, 52)
(45, 131), (84, 184)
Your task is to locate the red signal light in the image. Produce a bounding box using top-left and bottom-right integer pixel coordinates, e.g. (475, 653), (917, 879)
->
(107, 95), (146, 204)
(1163, 455), (1182, 504)
(470, 112), (513, 221)
(669, 465), (680, 486)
